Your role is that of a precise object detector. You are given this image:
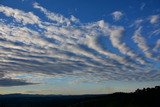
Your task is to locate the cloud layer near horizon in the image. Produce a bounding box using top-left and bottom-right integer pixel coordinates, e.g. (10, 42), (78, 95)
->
(0, 2), (160, 86)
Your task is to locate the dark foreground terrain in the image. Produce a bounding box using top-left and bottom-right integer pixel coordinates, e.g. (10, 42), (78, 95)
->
(0, 86), (160, 107)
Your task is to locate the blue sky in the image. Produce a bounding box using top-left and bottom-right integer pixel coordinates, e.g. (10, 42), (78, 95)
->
(0, 0), (160, 95)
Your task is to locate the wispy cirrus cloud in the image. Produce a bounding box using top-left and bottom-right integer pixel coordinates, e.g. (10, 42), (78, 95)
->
(0, 5), (40, 25)
(150, 28), (160, 36)
(111, 11), (123, 21)
(33, 2), (72, 26)
(149, 14), (160, 24)
(0, 2), (159, 87)
(140, 3), (146, 10)
(108, 26), (146, 64)
(133, 27), (155, 60)
(154, 39), (160, 52)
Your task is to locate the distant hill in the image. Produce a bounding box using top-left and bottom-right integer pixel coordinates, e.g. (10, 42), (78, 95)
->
(0, 86), (160, 107)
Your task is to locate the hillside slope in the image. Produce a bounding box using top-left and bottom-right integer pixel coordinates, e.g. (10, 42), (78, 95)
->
(0, 86), (159, 107)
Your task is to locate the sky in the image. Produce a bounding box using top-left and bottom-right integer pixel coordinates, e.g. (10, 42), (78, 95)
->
(0, 0), (160, 95)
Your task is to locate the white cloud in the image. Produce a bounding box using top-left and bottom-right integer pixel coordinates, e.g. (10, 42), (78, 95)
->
(108, 26), (146, 64)
(130, 19), (143, 28)
(133, 27), (154, 59)
(85, 35), (128, 66)
(0, 3), (159, 86)
(153, 39), (160, 52)
(0, 5), (40, 25)
(111, 11), (123, 21)
(33, 2), (71, 26)
(149, 15), (160, 24)
(150, 28), (160, 36)
(70, 15), (79, 23)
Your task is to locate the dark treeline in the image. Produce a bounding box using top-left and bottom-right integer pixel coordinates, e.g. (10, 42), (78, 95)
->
(0, 86), (160, 107)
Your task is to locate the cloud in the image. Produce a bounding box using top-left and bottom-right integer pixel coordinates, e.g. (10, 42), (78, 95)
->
(111, 11), (123, 21)
(0, 5), (40, 25)
(153, 39), (160, 52)
(140, 3), (145, 10)
(33, 2), (72, 26)
(108, 26), (146, 64)
(0, 78), (35, 87)
(133, 27), (154, 59)
(0, 2), (159, 85)
(130, 19), (144, 28)
(149, 15), (160, 24)
(150, 28), (160, 36)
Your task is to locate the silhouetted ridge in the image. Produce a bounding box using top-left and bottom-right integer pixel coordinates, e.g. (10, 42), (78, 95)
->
(0, 86), (159, 107)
